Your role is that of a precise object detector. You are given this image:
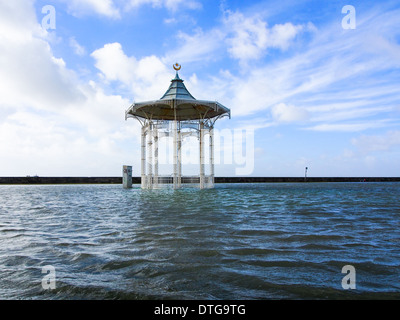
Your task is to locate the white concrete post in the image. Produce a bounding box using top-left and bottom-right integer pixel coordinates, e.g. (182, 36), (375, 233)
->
(123, 165), (132, 189)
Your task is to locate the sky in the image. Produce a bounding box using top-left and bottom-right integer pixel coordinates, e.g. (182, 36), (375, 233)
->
(0, 0), (400, 177)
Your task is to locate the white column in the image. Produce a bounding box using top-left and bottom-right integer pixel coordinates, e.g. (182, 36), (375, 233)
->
(141, 125), (146, 189)
(177, 126), (182, 188)
(154, 126), (159, 188)
(147, 122), (153, 189)
(199, 121), (205, 189)
(209, 126), (214, 188)
(173, 120), (178, 189)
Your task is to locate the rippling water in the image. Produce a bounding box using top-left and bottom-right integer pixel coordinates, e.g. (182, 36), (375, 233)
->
(1, 182), (399, 299)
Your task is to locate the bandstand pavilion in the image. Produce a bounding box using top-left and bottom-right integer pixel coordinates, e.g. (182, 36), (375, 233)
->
(125, 64), (230, 189)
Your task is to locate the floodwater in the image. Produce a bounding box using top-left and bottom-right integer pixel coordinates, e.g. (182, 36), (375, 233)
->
(0, 183), (399, 299)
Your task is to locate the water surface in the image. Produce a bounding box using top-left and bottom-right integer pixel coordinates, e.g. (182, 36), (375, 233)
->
(0, 183), (399, 299)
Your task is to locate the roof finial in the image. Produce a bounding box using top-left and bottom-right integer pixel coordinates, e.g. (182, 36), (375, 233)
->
(173, 62), (181, 72)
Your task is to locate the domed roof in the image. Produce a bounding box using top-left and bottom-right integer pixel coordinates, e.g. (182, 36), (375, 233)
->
(126, 66), (230, 121)
(160, 73), (196, 101)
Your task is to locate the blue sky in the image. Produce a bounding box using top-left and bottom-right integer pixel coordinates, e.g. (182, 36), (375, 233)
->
(1, 0), (400, 177)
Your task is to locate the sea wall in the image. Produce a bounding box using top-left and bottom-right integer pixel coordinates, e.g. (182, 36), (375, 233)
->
(1, 176), (399, 185)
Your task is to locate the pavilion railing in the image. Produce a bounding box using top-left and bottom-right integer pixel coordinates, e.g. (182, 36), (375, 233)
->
(141, 175), (214, 189)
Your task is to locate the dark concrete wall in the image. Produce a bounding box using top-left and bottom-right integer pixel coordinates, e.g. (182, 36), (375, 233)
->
(215, 177), (400, 183)
(1, 176), (399, 185)
(0, 177), (125, 184)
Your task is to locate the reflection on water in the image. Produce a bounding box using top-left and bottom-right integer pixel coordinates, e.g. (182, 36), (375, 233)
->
(0, 183), (399, 299)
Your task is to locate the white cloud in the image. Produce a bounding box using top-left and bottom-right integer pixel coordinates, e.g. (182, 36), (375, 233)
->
(163, 10), (309, 66)
(55, 0), (203, 19)
(271, 103), (309, 123)
(126, 0), (202, 12)
(351, 130), (400, 153)
(69, 37), (86, 56)
(64, 81), (130, 136)
(306, 121), (390, 133)
(268, 23), (304, 50)
(0, 1), (84, 112)
(91, 42), (171, 101)
(309, 105), (393, 123)
(61, 0), (120, 19)
(0, 1), (140, 176)
(224, 11), (306, 61)
(0, 38), (84, 111)
(192, 6), (400, 130)
(165, 28), (225, 64)
(0, 109), (136, 176)
(164, 17), (177, 24)
(61, 0), (203, 18)
(0, 1), (45, 44)
(157, 11), (315, 118)
(91, 43), (136, 84)
(225, 11), (269, 61)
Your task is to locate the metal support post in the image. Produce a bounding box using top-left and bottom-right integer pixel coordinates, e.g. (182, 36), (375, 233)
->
(209, 126), (214, 188)
(199, 121), (205, 189)
(147, 122), (153, 189)
(141, 125), (146, 189)
(177, 126), (182, 188)
(173, 120), (178, 189)
(154, 126), (159, 188)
